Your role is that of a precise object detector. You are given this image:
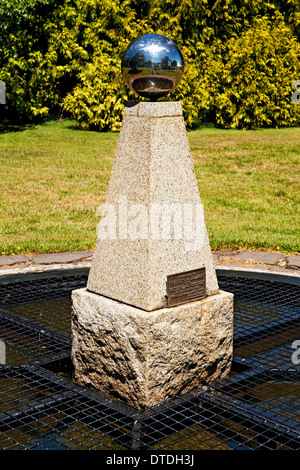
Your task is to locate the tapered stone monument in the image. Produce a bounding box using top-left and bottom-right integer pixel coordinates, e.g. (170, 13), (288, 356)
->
(71, 34), (234, 410)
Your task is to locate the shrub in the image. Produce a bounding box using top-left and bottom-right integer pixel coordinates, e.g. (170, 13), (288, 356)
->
(1, 0), (300, 130)
(199, 17), (300, 128)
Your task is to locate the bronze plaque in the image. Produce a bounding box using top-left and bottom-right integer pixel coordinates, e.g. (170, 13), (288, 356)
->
(167, 268), (206, 307)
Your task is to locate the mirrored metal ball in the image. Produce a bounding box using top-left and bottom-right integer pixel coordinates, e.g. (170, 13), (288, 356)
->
(122, 34), (184, 101)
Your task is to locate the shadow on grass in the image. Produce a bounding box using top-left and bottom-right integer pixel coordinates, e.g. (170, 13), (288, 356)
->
(0, 121), (37, 133)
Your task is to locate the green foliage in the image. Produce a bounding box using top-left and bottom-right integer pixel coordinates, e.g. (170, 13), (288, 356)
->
(273, 0), (300, 40)
(198, 17), (300, 128)
(61, 0), (153, 131)
(0, 0), (300, 129)
(0, 0), (58, 121)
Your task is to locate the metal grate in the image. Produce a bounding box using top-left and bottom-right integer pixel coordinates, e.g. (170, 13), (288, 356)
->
(0, 268), (299, 451)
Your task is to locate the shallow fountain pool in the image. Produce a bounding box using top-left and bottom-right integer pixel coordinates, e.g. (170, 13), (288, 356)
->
(0, 268), (299, 450)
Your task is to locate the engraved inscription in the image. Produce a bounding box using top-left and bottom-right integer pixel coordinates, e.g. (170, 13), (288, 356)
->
(167, 268), (206, 307)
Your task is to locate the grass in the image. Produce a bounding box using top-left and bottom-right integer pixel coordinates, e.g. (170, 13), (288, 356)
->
(0, 119), (299, 256)
(190, 126), (300, 253)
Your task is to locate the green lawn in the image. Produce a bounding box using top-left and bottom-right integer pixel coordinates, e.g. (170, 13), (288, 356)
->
(0, 119), (299, 256)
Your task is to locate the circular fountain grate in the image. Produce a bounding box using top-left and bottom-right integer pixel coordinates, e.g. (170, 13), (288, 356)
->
(0, 268), (299, 451)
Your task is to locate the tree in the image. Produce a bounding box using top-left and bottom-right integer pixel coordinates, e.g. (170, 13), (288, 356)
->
(199, 17), (300, 128)
(0, 0), (59, 121)
(0, 0), (299, 129)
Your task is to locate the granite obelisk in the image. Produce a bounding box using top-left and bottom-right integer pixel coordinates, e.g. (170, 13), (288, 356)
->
(71, 34), (234, 409)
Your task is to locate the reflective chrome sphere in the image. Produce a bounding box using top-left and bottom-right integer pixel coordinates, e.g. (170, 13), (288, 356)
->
(122, 34), (184, 101)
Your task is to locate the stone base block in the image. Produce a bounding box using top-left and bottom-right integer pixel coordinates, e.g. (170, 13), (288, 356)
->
(71, 288), (234, 410)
